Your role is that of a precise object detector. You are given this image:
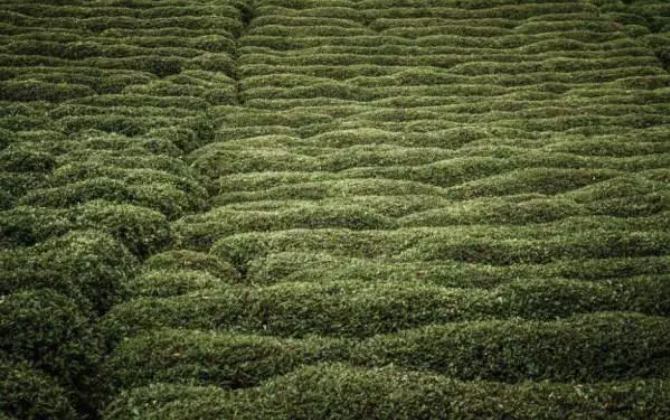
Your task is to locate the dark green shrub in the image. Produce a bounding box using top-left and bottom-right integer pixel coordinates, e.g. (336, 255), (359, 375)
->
(0, 289), (103, 410)
(58, 114), (171, 136)
(0, 172), (48, 205)
(0, 230), (136, 313)
(0, 206), (71, 247)
(74, 200), (172, 258)
(0, 148), (55, 173)
(0, 128), (16, 150)
(0, 80), (95, 102)
(174, 204), (393, 250)
(102, 329), (347, 392)
(354, 312), (670, 382)
(0, 360), (77, 420)
(146, 127), (201, 153)
(103, 364), (670, 420)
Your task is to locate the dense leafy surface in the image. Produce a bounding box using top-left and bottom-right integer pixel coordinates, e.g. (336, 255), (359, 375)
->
(1, 0), (670, 418)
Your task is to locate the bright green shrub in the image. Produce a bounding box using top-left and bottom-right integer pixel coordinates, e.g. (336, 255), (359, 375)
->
(145, 126), (201, 152)
(124, 269), (229, 297)
(247, 252), (670, 287)
(143, 250), (239, 280)
(399, 196), (586, 226)
(212, 221), (670, 269)
(50, 160), (204, 195)
(215, 179), (448, 206)
(185, 53), (236, 76)
(17, 177), (134, 207)
(444, 168), (622, 198)
(214, 125), (296, 142)
(57, 114), (172, 136)
(216, 171), (340, 194)
(400, 228), (670, 265)
(0, 361), (77, 420)
(17, 177), (204, 220)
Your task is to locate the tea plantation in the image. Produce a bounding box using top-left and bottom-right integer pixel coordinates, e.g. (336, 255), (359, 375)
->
(1, 0), (670, 418)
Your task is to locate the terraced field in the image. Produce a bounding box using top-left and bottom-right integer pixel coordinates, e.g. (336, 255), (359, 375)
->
(2, 0), (670, 418)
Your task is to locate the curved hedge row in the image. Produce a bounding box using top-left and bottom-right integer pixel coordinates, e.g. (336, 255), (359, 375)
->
(101, 329), (348, 392)
(102, 312), (670, 393)
(355, 312), (670, 382)
(4, 0), (670, 418)
(246, 252), (670, 286)
(104, 364), (670, 420)
(100, 276), (670, 342)
(211, 221), (670, 269)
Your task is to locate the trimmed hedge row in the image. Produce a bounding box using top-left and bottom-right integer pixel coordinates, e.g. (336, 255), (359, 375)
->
(247, 251), (670, 286)
(101, 329), (348, 392)
(143, 250), (239, 279)
(103, 364), (670, 420)
(355, 312), (670, 382)
(17, 177), (205, 220)
(211, 220), (670, 269)
(124, 269), (231, 298)
(173, 204), (393, 249)
(100, 275), (670, 341)
(102, 312), (670, 397)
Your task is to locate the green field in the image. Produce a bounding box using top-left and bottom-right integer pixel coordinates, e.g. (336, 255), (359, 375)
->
(2, 0), (670, 418)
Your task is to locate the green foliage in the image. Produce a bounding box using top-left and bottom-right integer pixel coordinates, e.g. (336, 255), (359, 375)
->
(355, 312), (670, 382)
(0, 289), (103, 411)
(211, 220), (670, 269)
(0, 361), (77, 420)
(17, 177), (205, 220)
(174, 204), (393, 250)
(0, 147), (55, 173)
(100, 275), (670, 343)
(124, 269), (229, 298)
(0, 80), (95, 102)
(103, 364), (670, 419)
(143, 250), (239, 280)
(0, 230), (137, 313)
(102, 329), (347, 392)
(4, 0), (670, 418)
(74, 200), (172, 258)
(0, 206), (71, 247)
